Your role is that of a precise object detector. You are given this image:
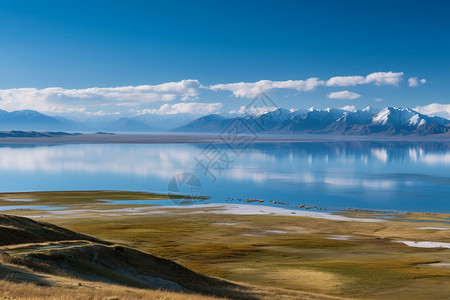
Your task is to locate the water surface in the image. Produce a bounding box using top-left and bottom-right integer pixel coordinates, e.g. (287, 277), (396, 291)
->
(0, 141), (448, 213)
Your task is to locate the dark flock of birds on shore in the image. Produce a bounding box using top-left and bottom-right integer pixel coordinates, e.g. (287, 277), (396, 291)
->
(224, 198), (407, 215)
(225, 197), (327, 210)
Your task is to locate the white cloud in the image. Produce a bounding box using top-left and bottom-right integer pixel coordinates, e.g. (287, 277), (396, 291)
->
(326, 76), (365, 86)
(408, 77), (419, 87)
(212, 71), (406, 98)
(0, 80), (202, 114)
(209, 78), (324, 98)
(328, 91), (361, 100)
(374, 98), (383, 102)
(138, 102), (222, 115)
(232, 106), (277, 115)
(339, 105), (356, 111)
(408, 77), (427, 87)
(365, 72), (403, 86)
(213, 72), (406, 99)
(413, 103), (450, 119)
(326, 72), (404, 87)
(85, 111), (121, 117)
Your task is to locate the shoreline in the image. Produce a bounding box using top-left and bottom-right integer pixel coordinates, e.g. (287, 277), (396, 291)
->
(1, 190), (449, 218)
(0, 132), (449, 144)
(5, 201), (450, 225)
(31, 203), (387, 222)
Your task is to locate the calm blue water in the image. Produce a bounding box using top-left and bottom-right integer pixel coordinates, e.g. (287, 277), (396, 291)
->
(0, 141), (448, 213)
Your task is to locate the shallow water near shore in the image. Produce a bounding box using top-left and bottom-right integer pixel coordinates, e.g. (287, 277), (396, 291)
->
(0, 140), (449, 213)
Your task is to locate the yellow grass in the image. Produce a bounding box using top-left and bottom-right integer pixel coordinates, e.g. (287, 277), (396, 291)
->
(51, 212), (450, 299)
(0, 280), (222, 300)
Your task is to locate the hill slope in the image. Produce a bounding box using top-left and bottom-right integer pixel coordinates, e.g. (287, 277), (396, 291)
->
(0, 214), (250, 298)
(0, 214), (333, 300)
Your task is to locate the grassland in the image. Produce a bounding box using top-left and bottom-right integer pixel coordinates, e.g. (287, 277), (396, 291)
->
(0, 280), (221, 300)
(52, 213), (450, 299)
(0, 191), (449, 299)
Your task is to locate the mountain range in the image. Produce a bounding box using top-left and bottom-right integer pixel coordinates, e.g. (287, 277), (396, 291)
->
(0, 109), (194, 132)
(0, 107), (449, 135)
(175, 107), (450, 135)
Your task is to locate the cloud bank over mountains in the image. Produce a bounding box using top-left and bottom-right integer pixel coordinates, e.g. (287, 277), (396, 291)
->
(0, 80), (203, 114)
(0, 71), (438, 117)
(138, 102), (223, 115)
(414, 103), (450, 119)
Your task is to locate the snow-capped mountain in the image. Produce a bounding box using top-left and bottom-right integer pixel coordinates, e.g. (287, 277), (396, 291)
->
(251, 107), (292, 120)
(362, 106), (381, 115)
(364, 107), (449, 134)
(244, 108), (294, 131)
(373, 107), (421, 127)
(275, 108), (346, 133)
(175, 107), (450, 135)
(321, 107), (375, 134)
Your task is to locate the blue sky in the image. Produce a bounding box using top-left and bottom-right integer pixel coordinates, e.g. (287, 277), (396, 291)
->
(0, 0), (449, 118)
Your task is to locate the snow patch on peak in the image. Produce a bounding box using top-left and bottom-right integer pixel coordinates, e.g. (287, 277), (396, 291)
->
(373, 107), (391, 125)
(362, 106), (380, 115)
(409, 114), (420, 126)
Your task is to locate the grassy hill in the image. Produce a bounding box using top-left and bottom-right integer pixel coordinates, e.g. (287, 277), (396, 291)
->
(0, 214), (336, 300)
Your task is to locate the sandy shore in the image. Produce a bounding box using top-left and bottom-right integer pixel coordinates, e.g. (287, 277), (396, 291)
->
(33, 203), (386, 222)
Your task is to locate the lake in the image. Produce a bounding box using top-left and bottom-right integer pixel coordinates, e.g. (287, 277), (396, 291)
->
(0, 140), (449, 213)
